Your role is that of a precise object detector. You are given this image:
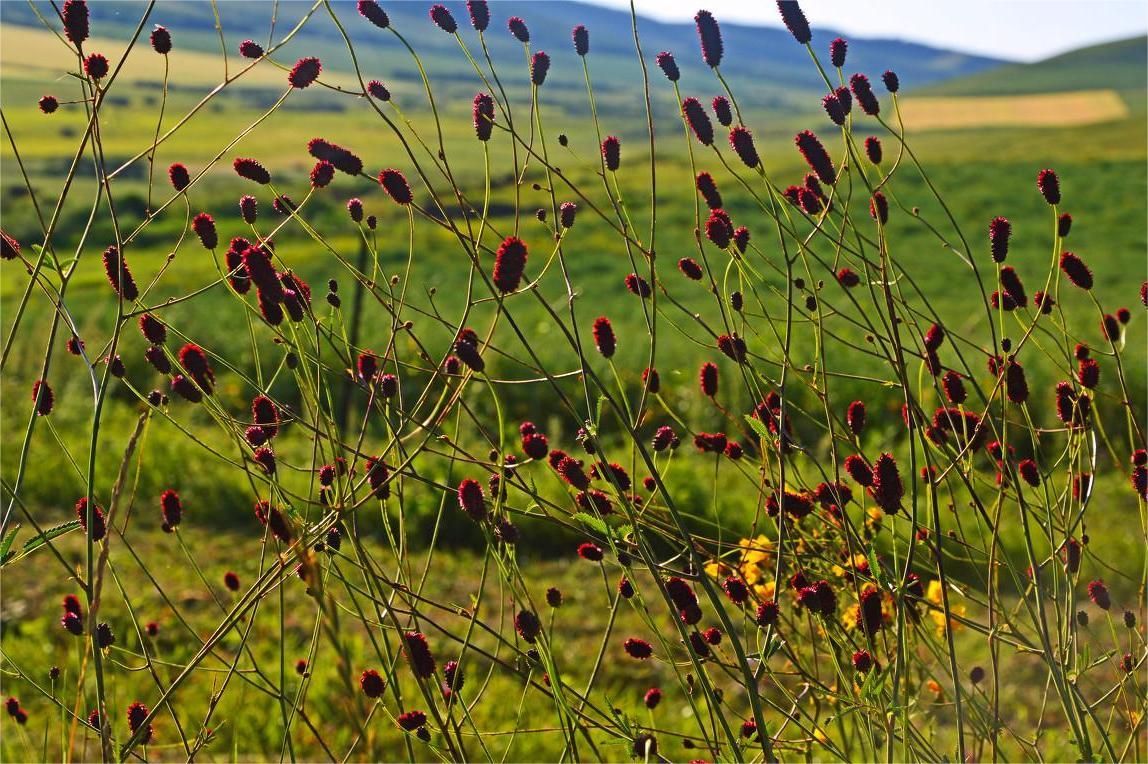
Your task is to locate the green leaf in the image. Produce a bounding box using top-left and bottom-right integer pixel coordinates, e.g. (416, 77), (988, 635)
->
(860, 665), (888, 700)
(572, 512), (608, 536)
(10, 520), (79, 562)
(743, 414), (771, 441)
(868, 545), (888, 588)
(0, 524), (19, 564)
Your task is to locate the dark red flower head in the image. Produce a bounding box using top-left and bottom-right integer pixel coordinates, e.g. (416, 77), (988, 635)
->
(988, 216), (1011, 262)
(1087, 579), (1110, 610)
(655, 51), (679, 81)
(846, 400), (866, 436)
(592, 316), (616, 358)
(39, 95), (59, 114)
(192, 212), (217, 250)
(822, 93), (846, 125)
(850, 73), (879, 115)
(307, 138), (364, 175)
(717, 333), (746, 362)
(601, 136), (621, 171)
(429, 4), (457, 33)
(1059, 251), (1092, 290)
(554, 201), (576, 229)
(168, 163), (190, 192)
(473, 92), (495, 141)
(403, 631), (436, 677)
(572, 24), (589, 56)
(397, 710), (427, 731)
(150, 25), (172, 54)
(357, 1), (390, 29)
(83, 53), (109, 80)
(529, 50), (551, 86)
(1037, 169), (1060, 205)
(625, 273), (651, 298)
(234, 157), (271, 184)
(624, 637), (653, 659)
(302, 159), (334, 191)
(515, 610), (542, 643)
(75, 497), (106, 541)
(699, 361), (718, 397)
(239, 39), (264, 58)
(864, 136), (882, 164)
(829, 37), (847, 67)
(711, 96), (733, 127)
(837, 268), (859, 288)
(457, 478), (486, 521)
(559, 457), (591, 491)
(795, 130), (835, 185)
(367, 79), (390, 101)
(881, 70), (900, 93)
(288, 57), (321, 88)
(178, 342), (215, 394)
(682, 97), (714, 146)
(869, 192), (888, 224)
(508, 16), (529, 42)
(493, 236), (528, 293)
(160, 489), (183, 532)
(102, 246), (139, 301)
(360, 669), (385, 697)
(750, 600), (777, 628)
(776, 1), (812, 44)
(126, 701), (153, 744)
(857, 586), (884, 635)
(62, 0), (89, 45)
(696, 172), (722, 209)
(467, 0), (489, 31)
(869, 453), (903, 513)
(694, 10), (723, 67)
(378, 169), (413, 205)
(577, 541), (603, 561)
(729, 126), (760, 168)
(852, 649), (873, 672)
(32, 379), (54, 416)
(1058, 213), (1073, 237)
(1101, 313), (1120, 341)
(678, 257), (703, 280)
(705, 208), (733, 248)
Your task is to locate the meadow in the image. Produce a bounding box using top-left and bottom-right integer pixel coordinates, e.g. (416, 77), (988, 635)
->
(1, 2), (1145, 762)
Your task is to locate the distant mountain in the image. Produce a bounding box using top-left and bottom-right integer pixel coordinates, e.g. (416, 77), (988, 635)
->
(922, 36), (1147, 96)
(2, 0), (1004, 114)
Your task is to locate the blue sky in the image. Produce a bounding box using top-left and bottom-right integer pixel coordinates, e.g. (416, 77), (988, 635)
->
(587, 0), (1148, 62)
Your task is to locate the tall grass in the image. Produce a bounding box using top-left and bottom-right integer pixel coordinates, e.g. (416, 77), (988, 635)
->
(1, 1), (1144, 761)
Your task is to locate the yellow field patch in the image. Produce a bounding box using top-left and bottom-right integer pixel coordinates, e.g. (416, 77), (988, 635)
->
(897, 90), (1129, 130)
(0, 23), (358, 91)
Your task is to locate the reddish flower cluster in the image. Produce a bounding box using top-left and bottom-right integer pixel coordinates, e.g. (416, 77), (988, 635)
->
(159, 489), (183, 532)
(694, 10), (723, 66)
(776, 1), (811, 44)
(795, 130), (835, 185)
(493, 236), (528, 293)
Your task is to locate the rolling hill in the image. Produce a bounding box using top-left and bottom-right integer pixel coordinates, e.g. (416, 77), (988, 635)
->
(921, 35), (1147, 97)
(2, 0), (1005, 114)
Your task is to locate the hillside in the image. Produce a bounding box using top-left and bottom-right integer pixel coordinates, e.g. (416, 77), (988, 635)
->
(1, 0), (1004, 114)
(921, 35), (1147, 97)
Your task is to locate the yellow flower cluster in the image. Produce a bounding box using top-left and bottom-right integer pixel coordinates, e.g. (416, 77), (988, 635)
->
(926, 580), (966, 635)
(705, 535), (777, 602)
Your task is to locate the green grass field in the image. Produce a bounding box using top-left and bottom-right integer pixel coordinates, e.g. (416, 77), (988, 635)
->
(2, 6), (1145, 762)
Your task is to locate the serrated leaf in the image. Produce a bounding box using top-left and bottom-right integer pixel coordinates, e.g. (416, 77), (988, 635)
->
(11, 520), (79, 562)
(572, 512), (608, 536)
(0, 524), (19, 564)
(743, 414), (770, 440)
